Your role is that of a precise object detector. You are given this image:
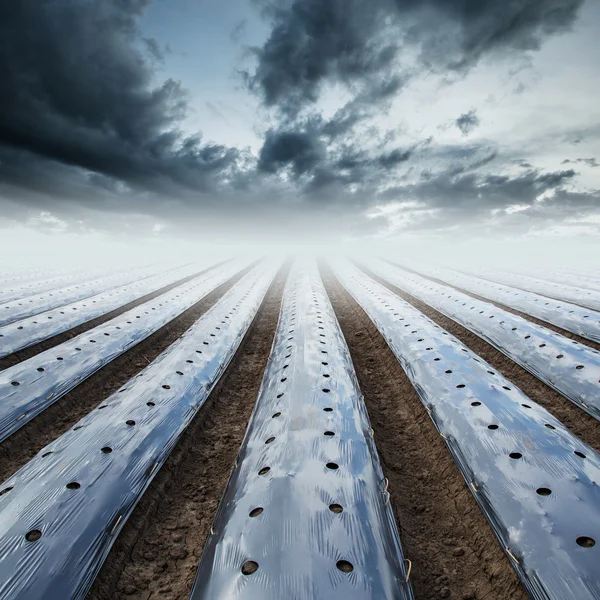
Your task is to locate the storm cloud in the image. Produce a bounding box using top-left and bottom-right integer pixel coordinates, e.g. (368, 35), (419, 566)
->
(0, 0), (596, 243)
(0, 0), (242, 199)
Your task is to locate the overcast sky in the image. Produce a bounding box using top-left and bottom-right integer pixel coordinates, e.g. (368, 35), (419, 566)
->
(1, 0), (599, 261)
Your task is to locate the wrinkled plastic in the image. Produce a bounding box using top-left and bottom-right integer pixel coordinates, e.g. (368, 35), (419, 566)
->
(0, 259), (253, 443)
(190, 260), (413, 600)
(0, 260), (280, 600)
(401, 261), (600, 344)
(0, 264), (179, 327)
(468, 266), (600, 312)
(511, 266), (600, 294)
(0, 261), (217, 356)
(362, 258), (600, 422)
(332, 258), (600, 600)
(0, 264), (132, 305)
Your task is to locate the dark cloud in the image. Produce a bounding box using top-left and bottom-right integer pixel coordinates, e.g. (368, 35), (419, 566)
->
(562, 157), (599, 167)
(247, 0), (400, 115)
(0, 0), (243, 199)
(249, 0), (582, 114)
(456, 110), (480, 136)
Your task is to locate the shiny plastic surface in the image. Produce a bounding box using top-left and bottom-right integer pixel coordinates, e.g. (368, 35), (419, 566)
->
(332, 258), (600, 600)
(0, 261), (215, 357)
(0, 266), (172, 327)
(190, 260), (413, 600)
(0, 259), (252, 443)
(404, 261), (600, 344)
(468, 266), (600, 312)
(0, 264), (128, 305)
(363, 259), (600, 421)
(0, 260), (279, 600)
(512, 266), (600, 293)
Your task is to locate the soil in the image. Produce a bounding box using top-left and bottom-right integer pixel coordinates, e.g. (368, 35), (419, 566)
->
(0, 267), (252, 483)
(359, 265), (600, 455)
(86, 265), (287, 600)
(321, 264), (528, 600)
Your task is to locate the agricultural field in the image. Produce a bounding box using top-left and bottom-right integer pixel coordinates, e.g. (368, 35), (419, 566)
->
(0, 256), (599, 600)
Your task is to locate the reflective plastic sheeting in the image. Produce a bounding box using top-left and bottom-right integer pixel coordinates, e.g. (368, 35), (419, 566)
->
(331, 258), (600, 600)
(468, 266), (600, 312)
(0, 264), (128, 305)
(0, 260), (280, 600)
(364, 258), (600, 421)
(0, 261), (217, 356)
(0, 262), (187, 327)
(513, 266), (600, 294)
(0, 259), (253, 443)
(402, 261), (600, 344)
(190, 260), (413, 600)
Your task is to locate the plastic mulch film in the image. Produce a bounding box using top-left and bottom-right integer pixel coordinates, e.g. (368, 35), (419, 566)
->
(331, 257), (600, 600)
(0, 263), (133, 305)
(0, 262), (190, 327)
(467, 266), (600, 312)
(401, 260), (600, 344)
(0, 258), (253, 443)
(0, 261), (218, 356)
(500, 266), (600, 295)
(0, 259), (280, 600)
(363, 258), (600, 421)
(189, 259), (414, 600)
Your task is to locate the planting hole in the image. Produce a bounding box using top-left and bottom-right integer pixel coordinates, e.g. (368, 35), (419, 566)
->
(26, 530), (42, 542)
(326, 462), (339, 470)
(575, 451), (587, 459)
(509, 452), (523, 459)
(536, 487), (552, 496)
(488, 424), (499, 430)
(66, 482), (80, 490)
(323, 407), (333, 412)
(126, 420), (136, 426)
(265, 436), (275, 444)
(324, 431), (335, 436)
(241, 561), (259, 575)
(545, 424), (556, 430)
(37, 367), (45, 372)
(577, 537), (595, 548)
(322, 388), (331, 393)
(249, 507), (263, 518)
(329, 504), (343, 513)
(101, 447), (112, 454)
(162, 385), (170, 390)
(272, 412), (281, 418)
(147, 402), (155, 407)
(336, 560), (353, 573)
(471, 402), (481, 407)
(258, 467), (270, 476)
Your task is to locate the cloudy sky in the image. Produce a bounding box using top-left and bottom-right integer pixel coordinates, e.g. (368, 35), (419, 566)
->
(1, 0), (599, 258)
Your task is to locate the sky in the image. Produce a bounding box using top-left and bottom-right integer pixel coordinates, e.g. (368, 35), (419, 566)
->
(1, 0), (599, 264)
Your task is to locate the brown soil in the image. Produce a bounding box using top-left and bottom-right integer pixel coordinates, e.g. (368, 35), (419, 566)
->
(0, 267), (252, 483)
(86, 265), (287, 600)
(359, 265), (600, 455)
(322, 264), (528, 600)
(0, 262), (227, 371)
(392, 261), (600, 352)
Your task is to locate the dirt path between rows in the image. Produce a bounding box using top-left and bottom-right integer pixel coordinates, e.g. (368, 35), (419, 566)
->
(0, 268), (251, 484)
(322, 265), (528, 600)
(86, 265), (287, 600)
(359, 265), (600, 455)
(0, 262), (228, 371)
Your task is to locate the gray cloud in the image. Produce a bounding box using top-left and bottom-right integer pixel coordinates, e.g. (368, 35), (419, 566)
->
(0, 0), (243, 199)
(456, 110), (480, 136)
(562, 157), (599, 167)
